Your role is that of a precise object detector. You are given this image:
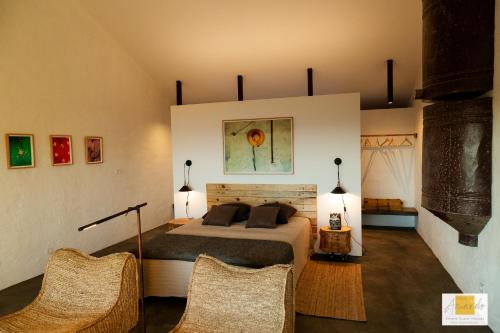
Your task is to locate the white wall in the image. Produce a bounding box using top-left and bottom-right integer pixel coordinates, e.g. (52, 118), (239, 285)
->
(0, 0), (172, 290)
(361, 108), (416, 207)
(171, 94), (362, 255)
(413, 4), (500, 331)
(362, 108), (416, 135)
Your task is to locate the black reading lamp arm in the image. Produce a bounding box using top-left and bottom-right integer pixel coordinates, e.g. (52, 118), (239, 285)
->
(339, 168), (347, 213)
(337, 162), (347, 213)
(184, 160), (192, 186)
(179, 160), (193, 218)
(77, 203), (147, 231)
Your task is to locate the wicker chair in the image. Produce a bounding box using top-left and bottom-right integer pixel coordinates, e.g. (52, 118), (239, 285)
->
(170, 254), (294, 333)
(0, 248), (138, 333)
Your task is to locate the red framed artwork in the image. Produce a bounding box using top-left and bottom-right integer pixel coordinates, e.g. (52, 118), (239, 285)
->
(50, 135), (73, 166)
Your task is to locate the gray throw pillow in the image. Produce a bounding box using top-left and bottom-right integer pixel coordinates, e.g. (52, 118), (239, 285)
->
(260, 202), (297, 224)
(221, 203), (251, 222)
(246, 206), (280, 229)
(201, 203), (251, 222)
(202, 205), (239, 227)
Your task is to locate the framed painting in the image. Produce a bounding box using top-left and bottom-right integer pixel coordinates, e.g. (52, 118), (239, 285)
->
(50, 135), (73, 166)
(6, 134), (35, 169)
(85, 136), (103, 164)
(223, 117), (293, 174)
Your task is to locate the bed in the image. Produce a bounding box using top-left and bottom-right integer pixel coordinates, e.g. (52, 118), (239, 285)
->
(142, 183), (317, 297)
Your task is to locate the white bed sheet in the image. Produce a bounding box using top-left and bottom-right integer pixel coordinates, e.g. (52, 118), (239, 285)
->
(143, 216), (311, 297)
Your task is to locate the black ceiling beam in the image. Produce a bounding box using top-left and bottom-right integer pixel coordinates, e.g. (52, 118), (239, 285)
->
(237, 75), (244, 101)
(307, 68), (313, 96)
(176, 80), (183, 105)
(387, 59), (394, 105)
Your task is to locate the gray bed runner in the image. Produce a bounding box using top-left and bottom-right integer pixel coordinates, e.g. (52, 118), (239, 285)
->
(135, 233), (294, 268)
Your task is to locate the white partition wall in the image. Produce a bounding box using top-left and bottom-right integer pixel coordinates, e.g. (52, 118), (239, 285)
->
(171, 94), (362, 255)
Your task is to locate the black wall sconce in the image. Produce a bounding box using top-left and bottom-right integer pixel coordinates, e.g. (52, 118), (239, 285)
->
(331, 158), (346, 195)
(179, 160), (193, 217)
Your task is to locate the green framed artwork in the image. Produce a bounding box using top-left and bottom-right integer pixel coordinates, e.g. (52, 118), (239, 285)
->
(6, 134), (35, 169)
(223, 117), (293, 174)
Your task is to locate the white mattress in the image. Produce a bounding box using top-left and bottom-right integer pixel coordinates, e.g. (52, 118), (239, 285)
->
(143, 216), (311, 297)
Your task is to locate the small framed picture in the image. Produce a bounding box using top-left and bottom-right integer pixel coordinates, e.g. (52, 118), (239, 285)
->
(50, 135), (73, 166)
(85, 136), (103, 164)
(6, 134), (35, 169)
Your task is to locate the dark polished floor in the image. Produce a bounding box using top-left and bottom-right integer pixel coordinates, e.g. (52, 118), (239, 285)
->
(0, 225), (492, 333)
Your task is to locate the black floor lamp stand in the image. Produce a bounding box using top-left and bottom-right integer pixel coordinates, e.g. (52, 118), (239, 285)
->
(78, 203), (147, 333)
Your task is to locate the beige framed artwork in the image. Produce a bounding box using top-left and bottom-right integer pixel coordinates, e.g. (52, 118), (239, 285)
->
(223, 117), (294, 174)
(5, 134), (35, 169)
(85, 136), (103, 164)
(50, 135), (73, 166)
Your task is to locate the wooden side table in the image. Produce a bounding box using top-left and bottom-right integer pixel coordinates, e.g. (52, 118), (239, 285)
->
(167, 218), (191, 231)
(319, 226), (351, 259)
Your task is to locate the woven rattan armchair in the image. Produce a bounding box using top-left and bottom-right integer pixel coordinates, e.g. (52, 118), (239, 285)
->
(0, 248), (138, 333)
(170, 254), (294, 333)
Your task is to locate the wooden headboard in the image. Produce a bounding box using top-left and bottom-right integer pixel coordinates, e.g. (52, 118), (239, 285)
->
(206, 183), (318, 242)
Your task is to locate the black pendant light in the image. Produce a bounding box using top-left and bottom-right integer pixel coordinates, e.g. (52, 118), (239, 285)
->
(331, 158), (346, 194)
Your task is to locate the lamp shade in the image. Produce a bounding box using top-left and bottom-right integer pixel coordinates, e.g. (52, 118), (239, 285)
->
(179, 185), (192, 192)
(331, 185), (346, 194)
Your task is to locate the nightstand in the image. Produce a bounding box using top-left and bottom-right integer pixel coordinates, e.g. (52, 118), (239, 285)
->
(319, 226), (351, 258)
(166, 218), (191, 231)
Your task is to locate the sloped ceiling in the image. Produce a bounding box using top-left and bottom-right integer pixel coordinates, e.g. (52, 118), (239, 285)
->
(79, 0), (421, 109)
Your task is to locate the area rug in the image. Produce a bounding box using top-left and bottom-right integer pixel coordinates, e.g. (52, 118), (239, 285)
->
(296, 260), (367, 321)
